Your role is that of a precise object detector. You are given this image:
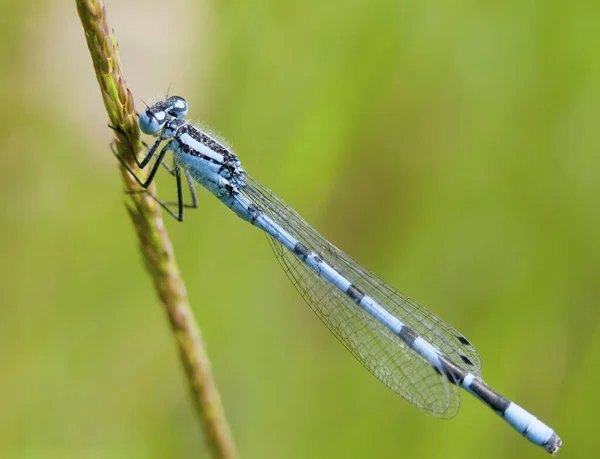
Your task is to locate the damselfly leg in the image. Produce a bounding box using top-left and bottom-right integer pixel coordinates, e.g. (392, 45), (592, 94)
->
(109, 127), (198, 221)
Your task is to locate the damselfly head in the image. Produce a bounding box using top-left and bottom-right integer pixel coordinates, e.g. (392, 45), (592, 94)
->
(139, 96), (189, 136)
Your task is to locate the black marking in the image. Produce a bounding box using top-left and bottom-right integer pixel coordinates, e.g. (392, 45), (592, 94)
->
(346, 284), (365, 303)
(293, 242), (309, 261)
(438, 356), (510, 413)
(469, 378), (511, 414)
(219, 161), (237, 177)
(398, 326), (418, 347)
(457, 335), (471, 346)
(247, 203), (261, 224)
(438, 355), (466, 386)
(460, 355), (474, 366)
(313, 254), (322, 263)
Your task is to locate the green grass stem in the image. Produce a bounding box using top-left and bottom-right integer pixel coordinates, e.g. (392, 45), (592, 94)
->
(75, 1), (236, 457)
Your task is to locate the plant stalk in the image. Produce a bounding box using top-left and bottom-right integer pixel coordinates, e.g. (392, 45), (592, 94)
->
(75, 1), (236, 457)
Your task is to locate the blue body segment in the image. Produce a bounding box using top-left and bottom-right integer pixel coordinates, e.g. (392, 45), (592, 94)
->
(127, 97), (562, 455)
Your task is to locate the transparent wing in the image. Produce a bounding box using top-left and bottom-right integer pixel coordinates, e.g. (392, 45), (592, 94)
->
(240, 175), (482, 418)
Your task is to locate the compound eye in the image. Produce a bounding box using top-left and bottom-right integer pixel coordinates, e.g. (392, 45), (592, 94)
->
(139, 109), (166, 135)
(167, 96), (189, 119)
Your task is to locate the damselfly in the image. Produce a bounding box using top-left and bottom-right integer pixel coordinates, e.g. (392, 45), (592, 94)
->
(113, 96), (562, 455)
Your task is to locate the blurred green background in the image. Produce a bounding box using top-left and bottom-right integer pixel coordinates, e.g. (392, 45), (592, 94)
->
(1, 0), (598, 458)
